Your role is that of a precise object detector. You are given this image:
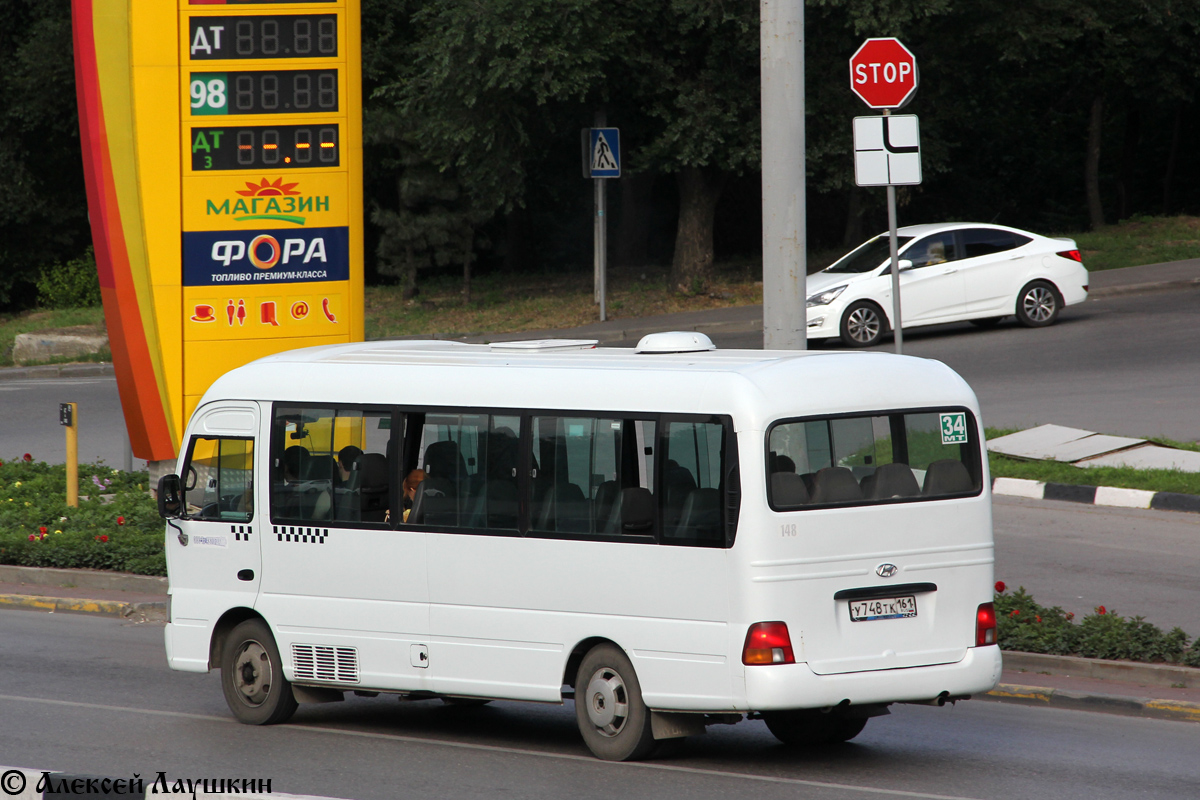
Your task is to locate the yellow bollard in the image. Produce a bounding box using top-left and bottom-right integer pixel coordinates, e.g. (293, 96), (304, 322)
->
(60, 403), (78, 508)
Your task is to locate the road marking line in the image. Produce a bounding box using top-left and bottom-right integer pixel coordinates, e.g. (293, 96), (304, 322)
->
(0, 694), (985, 800)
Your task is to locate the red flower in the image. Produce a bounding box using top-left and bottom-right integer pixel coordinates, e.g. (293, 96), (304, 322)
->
(28, 534), (35, 541)
(1097, 606), (1106, 615)
(1036, 615), (1042, 623)
(22, 453), (32, 462)
(116, 516), (125, 525)
(1010, 609), (1020, 617)
(994, 581), (1007, 593)
(1066, 612), (1075, 621)
(99, 534), (108, 543)
(39, 526), (47, 535)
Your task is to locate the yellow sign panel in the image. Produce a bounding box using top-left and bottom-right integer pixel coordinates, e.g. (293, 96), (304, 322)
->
(183, 172), (348, 231)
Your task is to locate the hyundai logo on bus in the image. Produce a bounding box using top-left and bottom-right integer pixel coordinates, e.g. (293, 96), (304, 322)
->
(876, 563), (899, 578)
(183, 226), (350, 286)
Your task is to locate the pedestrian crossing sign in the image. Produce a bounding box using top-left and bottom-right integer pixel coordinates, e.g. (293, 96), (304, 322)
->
(588, 128), (621, 178)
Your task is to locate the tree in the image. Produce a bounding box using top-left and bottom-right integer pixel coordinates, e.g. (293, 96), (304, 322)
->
(0, 0), (88, 307)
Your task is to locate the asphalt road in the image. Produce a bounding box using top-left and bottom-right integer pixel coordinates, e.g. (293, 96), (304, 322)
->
(715, 285), (1200, 443)
(2, 612), (1198, 800)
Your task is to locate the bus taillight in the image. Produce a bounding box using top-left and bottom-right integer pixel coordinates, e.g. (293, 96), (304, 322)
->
(742, 621), (795, 665)
(976, 603), (997, 646)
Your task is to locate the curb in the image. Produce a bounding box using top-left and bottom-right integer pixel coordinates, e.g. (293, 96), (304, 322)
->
(0, 362), (113, 382)
(983, 683), (1200, 723)
(0, 564), (167, 594)
(0, 593), (165, 620)
(1002, 650), (1199, 689)
(992, 476), (1200, 514)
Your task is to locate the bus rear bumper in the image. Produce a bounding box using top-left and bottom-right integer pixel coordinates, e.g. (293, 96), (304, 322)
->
(744, 645), (1002, 711)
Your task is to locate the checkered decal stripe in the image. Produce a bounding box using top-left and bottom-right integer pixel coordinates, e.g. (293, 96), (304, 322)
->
(274, 525), (329, 544)
(231, 525), (252, 542)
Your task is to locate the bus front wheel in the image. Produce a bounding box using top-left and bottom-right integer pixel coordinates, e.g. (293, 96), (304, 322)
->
(762, 709), (868, 746)
(220, 618), (298, 725)
(574, 644), (657, 761)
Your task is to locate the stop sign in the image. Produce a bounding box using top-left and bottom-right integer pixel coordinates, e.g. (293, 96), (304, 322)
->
(849, 38), (918, 109)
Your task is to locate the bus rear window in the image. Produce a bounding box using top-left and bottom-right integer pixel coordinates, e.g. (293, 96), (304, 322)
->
(766, 409), (981, 509)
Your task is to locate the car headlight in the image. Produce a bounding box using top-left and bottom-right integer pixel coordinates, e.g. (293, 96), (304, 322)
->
(806, 285), (847, 307)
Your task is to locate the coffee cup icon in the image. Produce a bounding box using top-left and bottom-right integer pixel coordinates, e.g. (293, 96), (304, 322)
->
(191, 304), (216, 322)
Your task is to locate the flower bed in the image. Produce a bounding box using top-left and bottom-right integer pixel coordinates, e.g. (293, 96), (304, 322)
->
(0, 455), (164, 576)
(995, 582), (1200, 667)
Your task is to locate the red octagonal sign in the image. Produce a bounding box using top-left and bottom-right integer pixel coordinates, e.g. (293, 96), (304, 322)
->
(849, 38), (918, 109)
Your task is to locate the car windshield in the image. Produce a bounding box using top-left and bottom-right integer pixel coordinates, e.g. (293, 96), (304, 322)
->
(825, 235), (914, 273)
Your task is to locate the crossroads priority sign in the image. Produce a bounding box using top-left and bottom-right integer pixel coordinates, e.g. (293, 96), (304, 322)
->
(853, 115), (922, 187)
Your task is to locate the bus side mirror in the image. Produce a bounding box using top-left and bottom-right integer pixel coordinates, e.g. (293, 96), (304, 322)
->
(158, 474), (184, 519)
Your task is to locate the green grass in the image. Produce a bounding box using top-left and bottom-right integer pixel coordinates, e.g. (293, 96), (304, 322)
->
(986, 427), (1200, 496)
(0, 307), (106, 367)
(1066, 214), (1200, 271)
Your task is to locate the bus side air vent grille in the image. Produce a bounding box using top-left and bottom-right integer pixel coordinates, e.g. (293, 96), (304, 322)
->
(292, 644), (360, 684)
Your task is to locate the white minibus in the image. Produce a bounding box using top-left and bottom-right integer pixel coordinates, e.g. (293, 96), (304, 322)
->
(157, 331), (1000, 761)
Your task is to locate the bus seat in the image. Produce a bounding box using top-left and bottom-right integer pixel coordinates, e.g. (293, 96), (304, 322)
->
(672, 488), (721, 540)
(409, 476), (455, 525)
(605, 487), (654, 534)
(358, 453), (389, 522)
(304, 454), (335, 481)
(810, 467), (863, 504)
(536, 483), (588, 532)
(923, 459), (974, 496)
(662, 460), (697, 529)
(770, 472), (810, 508)
(484, 479), (519, 529)
(592, 481), (619, 530)
(866, 462), (921, 500)
(423, 441), (466, 484)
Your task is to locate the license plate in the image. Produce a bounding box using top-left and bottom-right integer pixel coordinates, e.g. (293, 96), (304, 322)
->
(849, 595), (917, 621)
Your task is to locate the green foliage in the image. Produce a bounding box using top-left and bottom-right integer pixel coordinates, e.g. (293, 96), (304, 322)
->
(36, 247), (101, 309)
(0, 456), (165, 576)
(0, 0), (89, 307)
(995, 585), (1197, 665)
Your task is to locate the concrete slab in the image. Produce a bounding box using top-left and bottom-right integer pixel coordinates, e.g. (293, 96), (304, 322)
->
(1077, 443), (1200, 472)
(987, 424), (1098, 459)
(1051, 434), (1148, 462)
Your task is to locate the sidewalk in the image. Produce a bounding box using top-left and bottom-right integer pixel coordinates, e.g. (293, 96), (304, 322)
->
(1, 564), (1196, 722)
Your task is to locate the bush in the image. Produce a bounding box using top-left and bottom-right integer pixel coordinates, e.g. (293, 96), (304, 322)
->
(0, 455), (164, 576)
(994, 583), (1198, 666)
(35, 247), (102, 309)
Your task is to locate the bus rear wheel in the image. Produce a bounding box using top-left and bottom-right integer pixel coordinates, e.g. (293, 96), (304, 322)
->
(574, 644), (657, 761)
(221, 618), (298, 725)
(762, 709), (868, 746)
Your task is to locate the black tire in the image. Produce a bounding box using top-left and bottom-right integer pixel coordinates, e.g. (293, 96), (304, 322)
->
(839, 301), (888, 348)
(441, 697), (493, 708)
(220, 618), (298, 725)
(574, 643), (657, 761)
(762, 709), (868, 746)
(1015, 281), (1061, 328)
(969, 316), (1003, 328)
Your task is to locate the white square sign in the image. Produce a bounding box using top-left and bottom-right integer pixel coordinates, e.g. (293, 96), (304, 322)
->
(853, 115), (922, 186)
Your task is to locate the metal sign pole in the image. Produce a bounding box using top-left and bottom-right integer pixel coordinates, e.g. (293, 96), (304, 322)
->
(887, 182), (903, 355)
(598, 176), (607, 322)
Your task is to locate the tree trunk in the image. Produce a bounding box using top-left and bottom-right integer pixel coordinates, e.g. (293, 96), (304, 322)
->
(461, 235), (473, 305)
(1085, 94), (1105, 230)
(1162, 102), (1183, 215)
(615, 173), (654, 268)
(402, 244), (418, 300)
(843, 187), (864, 250)
(1116, 106), (1140, 222)
(669, 166), (726, 294)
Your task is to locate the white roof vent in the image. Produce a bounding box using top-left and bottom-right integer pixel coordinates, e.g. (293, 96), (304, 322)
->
(634, 331), (717, 354)
(489, 339), (598, 351)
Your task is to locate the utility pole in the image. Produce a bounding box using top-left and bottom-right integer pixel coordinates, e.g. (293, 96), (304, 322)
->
(760, 0), (806, 350)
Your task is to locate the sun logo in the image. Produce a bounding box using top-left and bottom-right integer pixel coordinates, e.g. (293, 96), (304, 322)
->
(236, 178), (301, 197)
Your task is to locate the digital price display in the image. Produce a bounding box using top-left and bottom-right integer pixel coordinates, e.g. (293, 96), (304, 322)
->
(188, 15), (338, 60)
(191, 125), (340, 170)
(191, 70), (339, 115)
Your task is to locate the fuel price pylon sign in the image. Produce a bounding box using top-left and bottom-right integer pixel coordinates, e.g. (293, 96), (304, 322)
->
(73, 0), (363, 461)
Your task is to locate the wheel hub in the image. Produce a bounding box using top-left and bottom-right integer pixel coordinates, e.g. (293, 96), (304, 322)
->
(585, 668), (628, 736)
(233, 640), (272, 707)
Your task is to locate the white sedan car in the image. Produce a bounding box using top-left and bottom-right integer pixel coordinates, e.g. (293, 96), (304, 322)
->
(806, 223), (1090, 347)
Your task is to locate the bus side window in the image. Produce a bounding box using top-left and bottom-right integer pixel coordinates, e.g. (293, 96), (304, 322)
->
(183, 436), (253, 522)
(662, 419), (726, 545)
